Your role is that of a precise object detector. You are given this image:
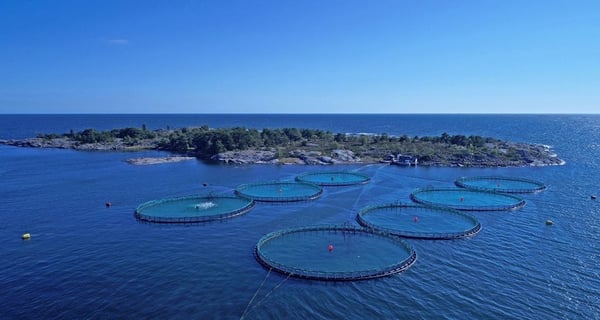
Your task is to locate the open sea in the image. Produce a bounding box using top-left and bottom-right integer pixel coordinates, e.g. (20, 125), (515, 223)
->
(1, 114), (598, 319)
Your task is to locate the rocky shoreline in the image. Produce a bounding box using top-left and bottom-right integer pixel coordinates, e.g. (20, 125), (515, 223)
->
(125, 156), (195, 165)
(0, 137), (158, 151)
(210, 145), (563, 167)
(1, 136), (564, 167)
(211, 149), (363, 165)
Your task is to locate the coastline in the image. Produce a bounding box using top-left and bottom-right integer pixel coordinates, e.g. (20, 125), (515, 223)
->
(0, 136), (564, 168)
(125, 156), (195, 165)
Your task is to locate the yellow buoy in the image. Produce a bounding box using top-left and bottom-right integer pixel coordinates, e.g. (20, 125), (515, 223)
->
(545, 220), (554, 226)
(22, 233), (31, 240)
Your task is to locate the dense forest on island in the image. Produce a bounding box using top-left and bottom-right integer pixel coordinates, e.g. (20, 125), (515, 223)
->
(19, 125), (561, 167)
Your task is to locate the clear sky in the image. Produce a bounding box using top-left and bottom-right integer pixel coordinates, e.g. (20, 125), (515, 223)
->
(1, 0), (599, 114)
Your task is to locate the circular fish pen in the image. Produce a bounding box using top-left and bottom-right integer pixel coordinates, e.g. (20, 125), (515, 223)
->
(410, 187), (525, 211)
(357, 203), (481, 239)
(254, 225), (416, 281)
(135, 195), (255, 223)
(235, 181), (323, 202)
(295, 171), (370, 186)
(455, 176), (546, 193)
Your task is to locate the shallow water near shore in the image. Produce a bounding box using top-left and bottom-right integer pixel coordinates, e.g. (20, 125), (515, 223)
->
(1, 114), (599, 319)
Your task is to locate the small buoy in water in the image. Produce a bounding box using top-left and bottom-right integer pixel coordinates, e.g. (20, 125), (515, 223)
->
(22, 233), (31, 240)
(203, 183), (208, 187)
(592, 195), (597, 200)
(460, 197), (464, 202)
(413, 216), (419, 223)
(328, 244), (334, 252)
(545, 220), (554, 226)
(105, 202), (112, 208)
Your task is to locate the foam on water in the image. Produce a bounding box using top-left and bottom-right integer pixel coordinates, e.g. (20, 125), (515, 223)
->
(194, 201), (216, 210)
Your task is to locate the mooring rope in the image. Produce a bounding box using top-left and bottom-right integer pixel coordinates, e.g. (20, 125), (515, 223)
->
(351, 164), (386, 210)
(244, 272), (293, 317)
(240, 268), (272, 320)
(254, 273), (292, 306)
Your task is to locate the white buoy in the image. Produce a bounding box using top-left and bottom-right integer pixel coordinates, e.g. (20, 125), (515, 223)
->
(545, 220), (554, 226)
(22, 233), (31, 240)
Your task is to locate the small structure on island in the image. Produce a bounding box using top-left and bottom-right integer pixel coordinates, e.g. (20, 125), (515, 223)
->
(389, 154), (418, 166)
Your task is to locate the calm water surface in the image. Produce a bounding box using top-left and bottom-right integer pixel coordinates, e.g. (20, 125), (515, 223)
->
(1, 114), (598, 319)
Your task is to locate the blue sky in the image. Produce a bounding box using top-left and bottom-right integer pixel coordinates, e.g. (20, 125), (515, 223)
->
(1, 0), (599, 113)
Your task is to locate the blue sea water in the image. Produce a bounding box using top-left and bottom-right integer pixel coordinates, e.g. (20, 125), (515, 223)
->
(0, 114), (599, 319)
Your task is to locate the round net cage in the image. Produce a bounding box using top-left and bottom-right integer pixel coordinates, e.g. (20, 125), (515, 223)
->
(254, 225), (416, 281)
(455, 176), (546, 193)
(235, 181), (323, 202)
(410, 187), (525, 211)
(295, 171), (370, 186)
(135, 195), (255, 223)
(357, 203), (481, 239)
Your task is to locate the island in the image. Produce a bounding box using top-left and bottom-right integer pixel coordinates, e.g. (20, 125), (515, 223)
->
(0, 126), (563, 167)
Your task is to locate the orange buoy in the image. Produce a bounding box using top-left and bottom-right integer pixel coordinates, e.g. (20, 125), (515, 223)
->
(413, 216), (419, 223)
(328, 244), (334, 252)
(105, 202), (112, 208)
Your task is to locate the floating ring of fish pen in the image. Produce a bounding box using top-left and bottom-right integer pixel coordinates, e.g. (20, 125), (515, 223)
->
(254, 225), (416, 281)
(134, 195), (255, 223)
(455, 176), (546, 193)
(295, 171), (370, 186)
(235, 181), (323, 202)
(357, 203), (481, 239)
(410, 187), (525, 211)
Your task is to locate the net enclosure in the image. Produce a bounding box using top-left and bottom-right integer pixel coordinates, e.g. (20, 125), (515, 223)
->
(410, 187), (526, 211)
(455, 176), (546, 193)
(254, 225), (416, 281)
(135, 195), (255, 223)
(357, 203), (481, 239)
(295, 171), (370, 186)
(235, 181), (323, 202)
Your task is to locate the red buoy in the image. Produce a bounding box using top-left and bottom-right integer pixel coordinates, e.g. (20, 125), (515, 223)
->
(328, 244), (334, 252)
(413, 216), (419, 223)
